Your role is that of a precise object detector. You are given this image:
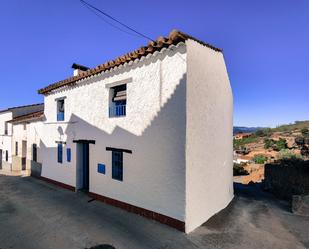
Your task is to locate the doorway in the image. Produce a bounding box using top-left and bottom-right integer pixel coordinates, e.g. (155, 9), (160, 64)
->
(22, 140), (27, 170)
(0, 149), (2, 170)
(76, 142), (90, 192)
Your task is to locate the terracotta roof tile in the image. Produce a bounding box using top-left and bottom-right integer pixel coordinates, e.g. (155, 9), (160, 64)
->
(38, 30), (222, 95)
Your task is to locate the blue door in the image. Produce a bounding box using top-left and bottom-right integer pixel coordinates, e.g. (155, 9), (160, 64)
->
(82, 143), (89, 191)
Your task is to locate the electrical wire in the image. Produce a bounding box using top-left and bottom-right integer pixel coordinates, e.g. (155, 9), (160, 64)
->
(80, 0), (154, 42)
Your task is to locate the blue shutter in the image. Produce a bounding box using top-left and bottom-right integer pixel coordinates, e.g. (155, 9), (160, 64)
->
(57, 144), (63, 163)
(66, 148), (71, 162)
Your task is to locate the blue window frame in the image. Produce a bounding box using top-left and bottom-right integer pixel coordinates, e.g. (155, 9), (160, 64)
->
(57, 99), (65, 121)
(66, 148), (71, 162)
(57, 144), (63, 163)
(98, 164), (106, 174)
(112, 151), (123, 181)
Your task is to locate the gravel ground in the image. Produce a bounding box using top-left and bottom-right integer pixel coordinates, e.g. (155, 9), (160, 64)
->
(0, 174), (308, 249)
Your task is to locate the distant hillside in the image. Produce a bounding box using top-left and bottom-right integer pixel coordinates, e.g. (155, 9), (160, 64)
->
(272, 121), (309, 132)
(234, 121), (309, 135)
(233, 126), (264, 135)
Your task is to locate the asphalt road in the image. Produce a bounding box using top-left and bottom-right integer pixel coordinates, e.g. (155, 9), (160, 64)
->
(0, 174), (308, 249)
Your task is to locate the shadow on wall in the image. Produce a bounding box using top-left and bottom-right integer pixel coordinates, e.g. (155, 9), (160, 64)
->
(37, 73), (187, 217)
(52, 43), (186, 137)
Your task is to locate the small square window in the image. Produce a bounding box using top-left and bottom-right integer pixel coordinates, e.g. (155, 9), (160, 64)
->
(98, 164), (106, 174)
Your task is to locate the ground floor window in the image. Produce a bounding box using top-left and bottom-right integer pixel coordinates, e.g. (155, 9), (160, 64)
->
(5, 151), (8, 161)
(112, 151), (123, 181)
(57, 144), (63, 163)
(66, 148), (71, 162)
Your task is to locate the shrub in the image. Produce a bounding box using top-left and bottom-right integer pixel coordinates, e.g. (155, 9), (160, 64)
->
(301, 128), (309, 138)
(278, 149), (303, 160)
(233, 136), (257, 150)
(255, 128), (272, 137)
(295, 136), (305, 146)
(275, 138), (287, 151)
(233, 163), (249, 176)
(253, 154), (267, 164)
(264, 138), (274, 149)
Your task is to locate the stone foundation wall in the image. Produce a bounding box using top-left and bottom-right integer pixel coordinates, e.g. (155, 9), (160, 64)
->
(264, 160), (309, 200)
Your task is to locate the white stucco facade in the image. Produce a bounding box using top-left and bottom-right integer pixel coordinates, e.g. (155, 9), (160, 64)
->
(0, 104), (44, 172)
(185, 40), (234, 232)
(12, 120), (44, 174)
(38, 37), (233, 233)
(0, 112), (13, 170)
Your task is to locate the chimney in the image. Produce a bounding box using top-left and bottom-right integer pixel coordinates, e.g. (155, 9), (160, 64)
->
(72, 63), (89, 76)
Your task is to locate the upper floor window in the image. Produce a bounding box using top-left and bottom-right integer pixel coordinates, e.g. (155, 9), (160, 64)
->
(4, 122), (8, 135)
(109, 84), (126, 117)
(57, 99), (65, 121)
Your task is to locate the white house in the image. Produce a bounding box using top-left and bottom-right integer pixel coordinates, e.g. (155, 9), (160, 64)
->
(9, 110), (44, 175)
(0, 104), (44, 172)
(37, 30), (233, 233)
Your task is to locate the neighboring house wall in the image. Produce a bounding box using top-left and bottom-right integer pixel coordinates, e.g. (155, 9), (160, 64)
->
(41, 43), (187, 222)
(26, 121), (44, 176)
(0, 112), (13, 170)
(0, 104), (43, 172)
(12, 121), (43, 174)
(12, 124), (26, 171)
(185, 40), (234, 233)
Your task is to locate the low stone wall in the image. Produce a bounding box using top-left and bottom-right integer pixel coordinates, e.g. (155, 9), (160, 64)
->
(264, 159), (309, 200)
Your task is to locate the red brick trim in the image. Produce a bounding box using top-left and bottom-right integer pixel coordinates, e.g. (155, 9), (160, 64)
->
(88, 192), (185, 232)
(35, 175), (75, 192)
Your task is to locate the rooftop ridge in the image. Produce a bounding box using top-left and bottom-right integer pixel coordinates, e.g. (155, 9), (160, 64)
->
(38, 30), (222, 95)
(0, 103), (44, 114)
(8, 110), (44, 123)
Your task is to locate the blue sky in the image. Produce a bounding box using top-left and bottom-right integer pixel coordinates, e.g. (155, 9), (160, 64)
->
(0, 0), (308, 127)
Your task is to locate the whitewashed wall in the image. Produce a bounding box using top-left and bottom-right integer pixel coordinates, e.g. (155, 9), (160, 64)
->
(0, 112), (13, 167)
(185, 40), (234, 233)
(41, 44), (187, 221)
(12, 121), (44, 169)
